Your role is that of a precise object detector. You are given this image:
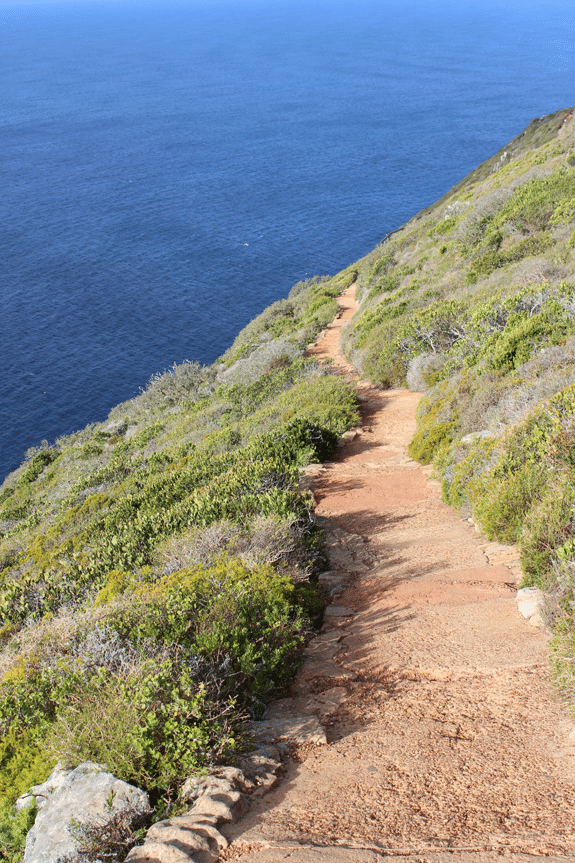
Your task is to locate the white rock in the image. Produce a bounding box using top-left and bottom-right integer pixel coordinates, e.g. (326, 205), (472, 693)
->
(22, 762), (149, 863)
(15, 762), (72, 813)
(516, 586), (546, 627)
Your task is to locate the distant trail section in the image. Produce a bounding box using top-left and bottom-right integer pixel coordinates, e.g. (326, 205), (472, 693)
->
(224, 285), (575, 863)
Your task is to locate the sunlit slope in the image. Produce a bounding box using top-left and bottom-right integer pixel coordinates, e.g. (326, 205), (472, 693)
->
(341, 104), (575, 705)
(0, 268), (359, 815)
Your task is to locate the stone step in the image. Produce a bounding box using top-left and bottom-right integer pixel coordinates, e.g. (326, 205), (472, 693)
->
(248, 714), (327, 746)
(324, 605), (355, 617)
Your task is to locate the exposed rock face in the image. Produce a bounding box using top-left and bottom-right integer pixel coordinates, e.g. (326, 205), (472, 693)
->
(20, 762), (149, 863)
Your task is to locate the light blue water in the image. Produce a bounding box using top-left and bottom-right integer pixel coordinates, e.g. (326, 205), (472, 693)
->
(1, 0), (574, 479)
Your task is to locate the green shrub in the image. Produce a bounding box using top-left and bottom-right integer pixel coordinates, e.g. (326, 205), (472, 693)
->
(407, 380), (460, 464)
(492, 169), (575, 233)
(408, 421), (455, 464)
(431, 216), (457, 236)
(0, 729), (55, 804)
(46, 654), (238, 791)
(486, 301), (573, 372)
(470, 234), (553, 279)
(225, 358), (318, 418)
(79, 442), (104, 459)
(441, 435), (499, 511)
(0, 557), (319, 796)
(473, 461), (547, 543)
(17, 450), (59, 487)
(0, 799), (37, 863)
(520, 478), (575, 585)
(366, 254), (395, 283)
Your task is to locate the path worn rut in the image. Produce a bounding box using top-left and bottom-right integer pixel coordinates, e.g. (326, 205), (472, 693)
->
(224, 286), (575, 863)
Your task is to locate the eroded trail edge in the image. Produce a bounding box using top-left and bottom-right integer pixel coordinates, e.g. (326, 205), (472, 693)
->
(225, 285), (575, 863)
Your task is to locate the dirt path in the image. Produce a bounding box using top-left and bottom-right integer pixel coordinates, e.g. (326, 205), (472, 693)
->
(224, 285), (575, 862)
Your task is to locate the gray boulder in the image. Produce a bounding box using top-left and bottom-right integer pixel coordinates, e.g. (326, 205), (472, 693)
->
(16, 762), (71, 813)
(20, 762), (149, 863)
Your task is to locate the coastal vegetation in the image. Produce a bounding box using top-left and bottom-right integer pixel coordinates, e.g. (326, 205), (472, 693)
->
(340, 104), (575, 710)
(0, 270), (359, 854)
(3, 104), (575, 856)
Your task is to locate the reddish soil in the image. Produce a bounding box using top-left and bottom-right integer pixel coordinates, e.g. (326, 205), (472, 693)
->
(224, 286), (575, 863)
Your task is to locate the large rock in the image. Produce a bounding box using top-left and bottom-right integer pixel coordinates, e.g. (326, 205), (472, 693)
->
(517, 586), (546, 627)
(16, 762), (70, 813)
(21, 762), (149, 863)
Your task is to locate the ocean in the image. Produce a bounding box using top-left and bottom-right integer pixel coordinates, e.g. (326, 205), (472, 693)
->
(1, 0), (574, 479)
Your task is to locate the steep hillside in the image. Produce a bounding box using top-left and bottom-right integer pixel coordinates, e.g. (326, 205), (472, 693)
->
(2, 105), (575, 858)
(340, 104), (575, 706)
(0, 269), (359, 850)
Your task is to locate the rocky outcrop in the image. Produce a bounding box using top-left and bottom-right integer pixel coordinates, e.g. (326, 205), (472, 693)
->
(18, 762), (150, 863)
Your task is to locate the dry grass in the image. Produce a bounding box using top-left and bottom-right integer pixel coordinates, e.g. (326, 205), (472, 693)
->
(154, 515), (309, 579)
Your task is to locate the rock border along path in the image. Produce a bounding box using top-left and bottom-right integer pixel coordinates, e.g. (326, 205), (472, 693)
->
(222, 285), (575, 863)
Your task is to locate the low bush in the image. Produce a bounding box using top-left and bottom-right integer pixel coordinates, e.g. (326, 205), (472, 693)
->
(406, 352), (446, 392)
(469, 233), (553, 279)
(407, 380), (460, 464)
(56, 804), (150, 863)
(220, 340), (302, 388)
(490, 168), (575, 233)
(0, 800), (37, 863)
(0, 729), (55, 805)
(0, 556), (323, 798)
(140, 361), (215, 410)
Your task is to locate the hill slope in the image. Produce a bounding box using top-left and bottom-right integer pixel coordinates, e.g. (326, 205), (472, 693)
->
(340, 104), (575, 706)
(2, 105), (575, 857)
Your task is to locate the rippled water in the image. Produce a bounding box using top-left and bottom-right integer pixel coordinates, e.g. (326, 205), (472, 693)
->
(2, 0), (574, 478)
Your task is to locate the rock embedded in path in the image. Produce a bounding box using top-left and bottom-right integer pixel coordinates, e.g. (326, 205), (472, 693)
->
(318, 570), (350, 594)
(248, 714), (327, 746)
(517, 586), (546, 627)
(324, 605), (355, 616)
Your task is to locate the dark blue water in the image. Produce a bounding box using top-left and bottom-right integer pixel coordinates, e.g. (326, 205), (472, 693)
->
(2, 0), (574, 479)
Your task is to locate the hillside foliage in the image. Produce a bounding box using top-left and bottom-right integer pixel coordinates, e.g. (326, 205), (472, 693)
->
(4, 104), (575, 855)
(0, 270), (359, 843)
(341, 104), (575, 710)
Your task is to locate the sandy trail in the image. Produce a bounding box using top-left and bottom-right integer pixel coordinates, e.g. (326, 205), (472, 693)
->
(224, 285), (575, 863)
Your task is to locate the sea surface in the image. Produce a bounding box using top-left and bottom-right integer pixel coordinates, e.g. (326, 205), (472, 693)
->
(1, 0), (574, 479)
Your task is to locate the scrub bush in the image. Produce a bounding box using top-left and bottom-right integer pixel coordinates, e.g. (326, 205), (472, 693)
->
(56, 804), (150, 863)
(0, 800), (37, 863)
(0, 558), (320, 796)
(140, 361), (215, 409)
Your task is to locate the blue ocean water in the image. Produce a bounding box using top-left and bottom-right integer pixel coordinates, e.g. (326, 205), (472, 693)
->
(1, 0), (574, 479)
